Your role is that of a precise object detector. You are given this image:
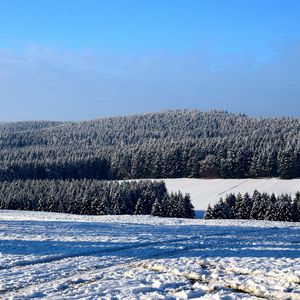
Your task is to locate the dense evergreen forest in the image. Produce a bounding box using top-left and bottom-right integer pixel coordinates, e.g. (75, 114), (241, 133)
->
(205, 191), (300, 222)
(0, 180), (195, 218)
(1, 110), (300, 181)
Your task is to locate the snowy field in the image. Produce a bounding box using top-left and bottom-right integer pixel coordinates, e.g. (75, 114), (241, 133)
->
(1, 210), (300, 299)
(162, 178), (300, 211)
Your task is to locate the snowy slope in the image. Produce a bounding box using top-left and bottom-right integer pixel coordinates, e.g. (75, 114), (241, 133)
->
(162, 178), (300, 210)
(1, 210), (300, 299)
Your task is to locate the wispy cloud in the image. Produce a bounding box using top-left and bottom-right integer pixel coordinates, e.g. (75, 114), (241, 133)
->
(0, 42), (299, 121)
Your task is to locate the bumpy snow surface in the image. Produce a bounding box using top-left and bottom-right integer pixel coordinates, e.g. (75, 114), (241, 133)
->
(1, 211), (300, 299)
(163, 178), (300, 210)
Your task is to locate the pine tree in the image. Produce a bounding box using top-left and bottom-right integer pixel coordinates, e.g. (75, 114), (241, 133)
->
(210, 200), (228, 219)
(224, 194), (237, 218)
(250, 191), (262, 219)
(292, 192), (300, 222)
(182, 194), (195, 218)
(204, 204), (214, 219)
(134, 198), (148, 215)
(274, 195), (293, 221)
(256, 193), (270, 220)
(278, 148), (295, 179)
(151, 199), (164, 217)
(265, 193), (277, 221)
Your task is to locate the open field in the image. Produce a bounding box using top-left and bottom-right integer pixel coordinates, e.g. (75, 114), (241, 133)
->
(163, 178), (300, 211)
(1, 210), (300, 299)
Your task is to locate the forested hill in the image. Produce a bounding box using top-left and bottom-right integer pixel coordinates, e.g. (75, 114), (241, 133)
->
(0, 110), (299, 180)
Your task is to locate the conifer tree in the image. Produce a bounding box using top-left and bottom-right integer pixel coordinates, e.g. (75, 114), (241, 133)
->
(151, 199), (164, 217)
(292, 192), (300, 222)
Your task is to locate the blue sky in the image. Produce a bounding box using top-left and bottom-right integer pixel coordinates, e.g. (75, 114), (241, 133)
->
(0, 0), (300, 120)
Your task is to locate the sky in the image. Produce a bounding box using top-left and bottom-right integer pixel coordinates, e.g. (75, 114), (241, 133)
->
(0, 0), (300, 121)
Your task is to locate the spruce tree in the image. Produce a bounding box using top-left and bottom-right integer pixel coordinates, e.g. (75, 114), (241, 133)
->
(292, 192), (300, 222)
(151, 199), (164, 217)
(204, 204), (214, 219)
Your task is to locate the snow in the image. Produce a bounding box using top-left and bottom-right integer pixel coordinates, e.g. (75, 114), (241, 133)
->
(1, 210), (300, 299)
(162, 178), (300, 211)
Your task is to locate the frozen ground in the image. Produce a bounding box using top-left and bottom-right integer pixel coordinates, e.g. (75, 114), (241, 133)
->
(162, 178), (300, 211)
(1, 210), (300, 299)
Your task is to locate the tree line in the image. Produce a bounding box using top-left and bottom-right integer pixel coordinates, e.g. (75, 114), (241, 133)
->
(1, 110), (300, 181)
(205, 191), (300, 222)
(0, 179), (195, 218)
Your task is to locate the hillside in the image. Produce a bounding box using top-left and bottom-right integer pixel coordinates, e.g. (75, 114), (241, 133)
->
(0, 110), (300, 181)
(163, 178), (300, 210)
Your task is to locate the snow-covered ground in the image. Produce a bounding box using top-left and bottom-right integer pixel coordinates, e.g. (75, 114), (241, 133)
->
(1, 210), (300, 299)
(162, 178), (300, 211)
